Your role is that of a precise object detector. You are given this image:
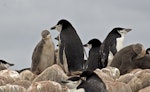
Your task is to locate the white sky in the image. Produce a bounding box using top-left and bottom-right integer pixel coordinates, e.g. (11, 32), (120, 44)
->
(0, 0), (150, 70)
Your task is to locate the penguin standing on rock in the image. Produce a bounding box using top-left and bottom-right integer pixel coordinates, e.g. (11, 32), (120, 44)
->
(51, 19), (84, 75)
(100, 27), (132, 67)
(31, 30), (55, 75)
(84, 39), (102, 71)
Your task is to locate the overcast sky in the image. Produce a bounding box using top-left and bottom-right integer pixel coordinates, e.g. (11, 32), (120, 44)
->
(0, 0), (150, 70)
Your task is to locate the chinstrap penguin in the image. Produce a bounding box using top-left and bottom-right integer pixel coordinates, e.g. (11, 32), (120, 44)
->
(100, 27), (131, 67)
(84, 39), (103, 71)
(51, 19), (84, 75)
(62, 70), (107, 92)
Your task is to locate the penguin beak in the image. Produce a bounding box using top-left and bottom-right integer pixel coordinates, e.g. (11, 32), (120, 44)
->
(61, 80), (69, 84)
(9, 63), (14, 66)
(51, 26), (56, 30)
(51, 24), (62, 32)
(83, 44), (88, 47)
(125, 28), (132, 32)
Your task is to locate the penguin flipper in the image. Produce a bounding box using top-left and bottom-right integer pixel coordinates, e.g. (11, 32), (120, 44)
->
(31, 40), (43, 72)
(59, 42), (65, 64)
(110, 44), (117, 55)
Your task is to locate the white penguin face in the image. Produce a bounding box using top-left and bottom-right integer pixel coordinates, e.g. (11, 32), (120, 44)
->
(118, 28), (131, 36)
(118, 29), (127, 36)
(52, 24), (62, 32)
(64, 79), (82, 89)
(46, 34), (51, 39)
(85, 44), (92, 49)
(0, 63), (10, 68)
(86, 44), (92, 49)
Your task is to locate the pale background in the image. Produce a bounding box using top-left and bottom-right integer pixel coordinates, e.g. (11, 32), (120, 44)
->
(0, 0), (149, 70)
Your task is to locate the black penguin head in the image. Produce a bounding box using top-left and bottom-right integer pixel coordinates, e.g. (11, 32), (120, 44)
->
(112, 27), (132, 36)
(146, 48), (150, 54)
(80, 70), (94, 77)
(61, 76), (82, 89)
(84, 39), (101, 49)
(51, 19), (72, 32)
(80, 70), (101, 80)
(41, 30), (50, 39)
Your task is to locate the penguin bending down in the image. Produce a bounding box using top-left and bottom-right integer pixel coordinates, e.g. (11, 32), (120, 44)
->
(110, 43), (146, 75)
(31, 30), (55, 75)
(100, 27), (131, 68)
(61, 70), (107, 92)
(0, 60), (14, 70)
(51, 19), (84, 75)
(84, 39), (103, 71)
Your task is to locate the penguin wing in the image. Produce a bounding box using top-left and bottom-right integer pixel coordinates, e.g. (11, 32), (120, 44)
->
(110, 43), (117, 55)
(59, 42), (65, 64)
(31, 40), (44, 71)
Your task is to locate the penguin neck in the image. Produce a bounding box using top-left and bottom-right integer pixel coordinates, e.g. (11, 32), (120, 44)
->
(42, 38), (51, 44)
(116, 35), (125, 51)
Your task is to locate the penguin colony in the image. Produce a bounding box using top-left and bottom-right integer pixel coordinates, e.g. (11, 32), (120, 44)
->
(1, 19), (150, 92)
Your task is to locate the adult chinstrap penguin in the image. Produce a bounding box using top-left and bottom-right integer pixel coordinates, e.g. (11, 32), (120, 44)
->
(84, 39), (103, 71)
(51, 19), (84, 75)
(61, 70), (107, 92)
(31, 30), (55, 75)
(100, 27), (131, 68)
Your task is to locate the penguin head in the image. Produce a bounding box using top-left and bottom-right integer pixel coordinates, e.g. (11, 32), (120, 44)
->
(0, 60), (14, 69)
(51, 19), (72, 32)
(84, 39), (101, 49)
(146, 48), (150, 54)
(41, 30), (50, 39)
(113, 27), (132, 36)
(61, 76), (82, 89)
(133, 43), (146, 59)
(80, 70), (96, 79)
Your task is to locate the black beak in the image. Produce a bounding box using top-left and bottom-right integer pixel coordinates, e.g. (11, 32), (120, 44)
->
(83, 44), (88, 47)
(61, 80), (69, 84)
(51, 26), (56, 30)
(9, 63), (14, 66)
(125, 28), (132, 32)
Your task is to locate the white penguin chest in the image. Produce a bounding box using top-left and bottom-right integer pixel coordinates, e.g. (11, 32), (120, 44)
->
(107, 51), (114, 66)
(68, 88), (85, 92)
(116, 36), (124, 51)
